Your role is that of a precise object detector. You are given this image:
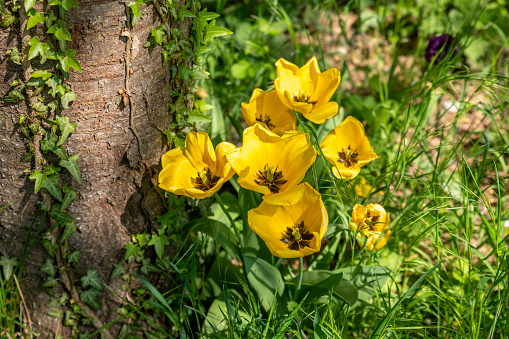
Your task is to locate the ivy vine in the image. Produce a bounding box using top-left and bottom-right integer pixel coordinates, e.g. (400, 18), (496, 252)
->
(1, 0), (231, 335)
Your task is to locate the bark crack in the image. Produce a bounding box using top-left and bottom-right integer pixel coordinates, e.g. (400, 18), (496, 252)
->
(124, 3), (145, 163)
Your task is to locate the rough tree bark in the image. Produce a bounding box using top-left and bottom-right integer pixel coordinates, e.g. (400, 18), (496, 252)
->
(0, 1), (190, 335)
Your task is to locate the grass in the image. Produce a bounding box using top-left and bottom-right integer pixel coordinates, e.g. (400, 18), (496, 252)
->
(188, 0), (509, 337)
(1, 0), (508, 337)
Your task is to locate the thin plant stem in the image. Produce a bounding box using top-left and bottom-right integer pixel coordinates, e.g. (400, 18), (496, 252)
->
(214, 192), (243, 250)
(297, 257), (304, 291)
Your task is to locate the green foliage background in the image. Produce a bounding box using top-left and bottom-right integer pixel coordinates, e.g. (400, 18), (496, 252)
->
(1, 0), (508, 338)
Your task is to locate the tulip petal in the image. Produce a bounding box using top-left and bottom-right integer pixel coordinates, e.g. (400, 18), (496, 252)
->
(306, 101), (339, 124)
(281, 133), (317, 187)
(241, 88), (265, 126)
(242, 89), (297, 133)
(184, 132), (217, 174)
(351, 204), (391, 250)
(332, 165), (361, 180)
(320, 116), (378, 178)
(161, 147), (184, 169)
(215, 142), (237, 180)
(275, 58), (300, 77)
(248, 183), (328, 258)
(158, 153), (195, 192)
(309, 68), (341, 106)
(299, 56), (321, 84)
(262, 183), (306, 205)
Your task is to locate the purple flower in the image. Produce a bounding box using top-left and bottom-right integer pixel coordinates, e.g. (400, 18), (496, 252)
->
(425, 34), (460, 64)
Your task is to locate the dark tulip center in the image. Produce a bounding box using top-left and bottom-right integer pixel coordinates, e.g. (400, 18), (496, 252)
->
(254, 164), (287, 194)
(338, 145), (359, 168)
(256, 115), (276, 129)
(280, 221), (314, 251)
(191, 168), (220, 191)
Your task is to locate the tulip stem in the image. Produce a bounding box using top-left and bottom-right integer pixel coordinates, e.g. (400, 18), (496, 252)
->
(297, 257), (304, 291)
(214, 192), (243, 250)
(294, 111), (345, 207)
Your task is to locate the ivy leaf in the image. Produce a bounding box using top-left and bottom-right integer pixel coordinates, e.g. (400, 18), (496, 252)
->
(0, 88), (24, 103)
(1, 10), (17, 28)
(148, 231), (169, 260)
(58, 292), (69, 305)
(0, 256), (18, 281)
(110, 263), (126, 281)
(42, 173), (62, 202)
(178, 8), (196, 21)
(60, 222), (76, 243)
(152, 27), (164, 45)
(8, 47), (22, 65)
(59, 154), (81, 183)
(32, 70), (53, 80)
(192, 67), (209, 80)
(55, 115), (76, 146)
(32, 102), (49, 117)
(135, 233), (150, 248)
(27, 8), (45, 30)
(80, 288), (100, 309)
(42, 239), (58, 257)
(40, 258), (57, 277)
(61, 185), (77, 210)
(43, 277), (58, 288)
(81, 270), (103, 290)
(67, 250), (80, 264)
(124, 243), (140, 260)
(25, 0), (37, 12)
(47, 309), (63, 319)
(128, 0), (146, 18)
(45, 9), (57, 29)
(28, 36), (50, 61)
(45, 75), (61, 97)
(187, 110), (211, 124)
(62, 0), (78, 10)
(140, 257), (160, 275)
(49, 204), (73, 223)
(59, 49), (81, 72)
(177, 65), (193, 82)
(29, 170), (47, 194)
(47, 20), (72, 41)
(41, 133), (68, 160)
(46, 297), (60, 308)
(49, 0), (78, 11)
(21, 151), (34, 162)
(199, 10), (220, 21)
(204, 23), (232, 43)
(60, 90), (77, 109)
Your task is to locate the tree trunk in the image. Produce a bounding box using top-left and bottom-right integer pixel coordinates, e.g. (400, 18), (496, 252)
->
(0, 1), (189, 335)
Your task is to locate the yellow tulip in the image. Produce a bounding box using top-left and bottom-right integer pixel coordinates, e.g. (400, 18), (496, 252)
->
(241, 89), (297, 134)
(350, 203), (391, 251)
(158, 132), (236, 199)
(248, 183), (328, 258)
(226, 123), (316, 198)
(320, 116), (379, 180)
(354, 177), (382, 197)
(274, 56), (341, 124)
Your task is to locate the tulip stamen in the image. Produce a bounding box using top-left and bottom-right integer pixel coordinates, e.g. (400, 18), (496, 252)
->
(280, 221), (314, 251)
(363, 211), (382, 231)
(338, 145), (359, 168)
(292, 91), (317, 105)
(191, 168), (220, 191)
(254, 164), (287, 194)
(256, 115), (275, 129)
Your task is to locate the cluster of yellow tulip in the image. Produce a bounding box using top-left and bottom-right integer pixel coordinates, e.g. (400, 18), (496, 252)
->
(158, 57), (391, 258)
